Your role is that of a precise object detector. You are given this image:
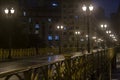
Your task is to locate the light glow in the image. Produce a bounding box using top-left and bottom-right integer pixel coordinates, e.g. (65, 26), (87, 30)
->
(4, 8), (9, 14)
(89, 4), (94, 11)
(10, 8), (15, 14)
(82, 5), (87, 11)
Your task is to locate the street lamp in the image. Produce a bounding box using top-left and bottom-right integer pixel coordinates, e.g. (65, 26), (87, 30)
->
(92, 36), (96, 40)
(110, 34), (114, 37)
(106, 30), (111, 34)
(4, 8), (9, 14)
(4, 8), (15, 15)
(57, 25), (64, 54)
(113, 39), (117, 42)
(82, 4), (94, 53)
(82, 4), (94, 12)
(4, 7), (15, 59)
(100, 24), (108, 49)
(94, 38), (103, 49)
(92, 36), (98, 49)
(75, 31), (81, 51)
(100, 24), (107, 30)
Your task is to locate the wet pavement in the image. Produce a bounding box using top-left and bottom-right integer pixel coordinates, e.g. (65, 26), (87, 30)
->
(0, 52), (82, 78)
(0, 55), (64, 76)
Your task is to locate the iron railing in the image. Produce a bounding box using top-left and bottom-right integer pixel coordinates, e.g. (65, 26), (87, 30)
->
(0, 48), (116, 80)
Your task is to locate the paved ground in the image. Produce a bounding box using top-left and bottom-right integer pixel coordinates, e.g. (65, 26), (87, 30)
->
(0, 55), (65, 74)
(0, 52), (82, 80)
(0, 52), (118, 80)
(0, 55), (65, 80)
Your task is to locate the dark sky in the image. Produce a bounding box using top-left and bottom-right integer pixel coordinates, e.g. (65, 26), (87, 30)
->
(23, 0), (120, 17)
(93, 0), (120, 17)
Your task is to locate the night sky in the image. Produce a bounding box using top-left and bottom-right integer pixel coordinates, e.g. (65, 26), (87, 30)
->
(93, 0), (120, 17)
(23, 0), (120, 17)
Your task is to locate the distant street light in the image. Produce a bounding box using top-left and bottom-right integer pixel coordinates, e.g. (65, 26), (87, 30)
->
(10, 8), (15, 14)
(82, 4), (94, 53)
(57, 25), (64, 29)
(57, 25), (64, 54)
(110, 34), (114, 37)
(4, 8), (15, 15)
(4, 7), (15, 59)
(92, 36), (96, 40)
(86, 35), (88, 38)
(4, 8), (9, 14)
(100, 24), (108, 48)
(113, 39), (117, 42)
(106, 30), (111, 34)
(92, 36), (98, 49)
(100, 24), (107, 30)
(75, 31), (81, 51)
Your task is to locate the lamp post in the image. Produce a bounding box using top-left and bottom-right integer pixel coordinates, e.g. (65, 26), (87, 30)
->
(75, 31), (81, 51)
(106, 30), (112, 47)
(97, 38), (104, 49)
(57, 25), (64, 54)
(82, 4), (94, 53)
(4, 7), (15, 59)
(92, 36), (97, 48)
(100, 24), (108, 49)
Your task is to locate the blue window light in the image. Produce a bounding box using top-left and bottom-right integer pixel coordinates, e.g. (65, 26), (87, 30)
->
(51, 2), (58, 7)
(64, 27), (67, 30)
(35, 24), (40, 29)
(55, 35), (59, 40)
(48, 36), (53, 41)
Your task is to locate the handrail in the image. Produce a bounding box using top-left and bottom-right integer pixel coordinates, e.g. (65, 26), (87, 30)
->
(0, 48), (115, 80)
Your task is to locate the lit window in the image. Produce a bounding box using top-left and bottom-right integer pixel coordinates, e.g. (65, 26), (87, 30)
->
(48, 18), (52, 22)
(51, 2), (58, 7)
(29, 18), (31, 22)
(55, 35), (59, 40)
(48, 57), (51, 62)
(75, 16), (79, 19)
(48, 36), (53, 41)
(80, 39), (84, 41)
(35, 24), (40, 29)
(23, 11), (26, 16)
(35, 30), (39, 34)
(64, 27), (67, 30)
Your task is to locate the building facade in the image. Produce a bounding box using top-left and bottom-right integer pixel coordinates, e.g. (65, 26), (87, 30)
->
(0, 0), (107, 50)
(111, 5), (120, 44)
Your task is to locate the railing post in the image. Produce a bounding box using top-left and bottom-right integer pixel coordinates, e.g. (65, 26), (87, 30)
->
(64, 54), (72, 80)
(83, 54), (87, 80)
(24, 70), (32, 80)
